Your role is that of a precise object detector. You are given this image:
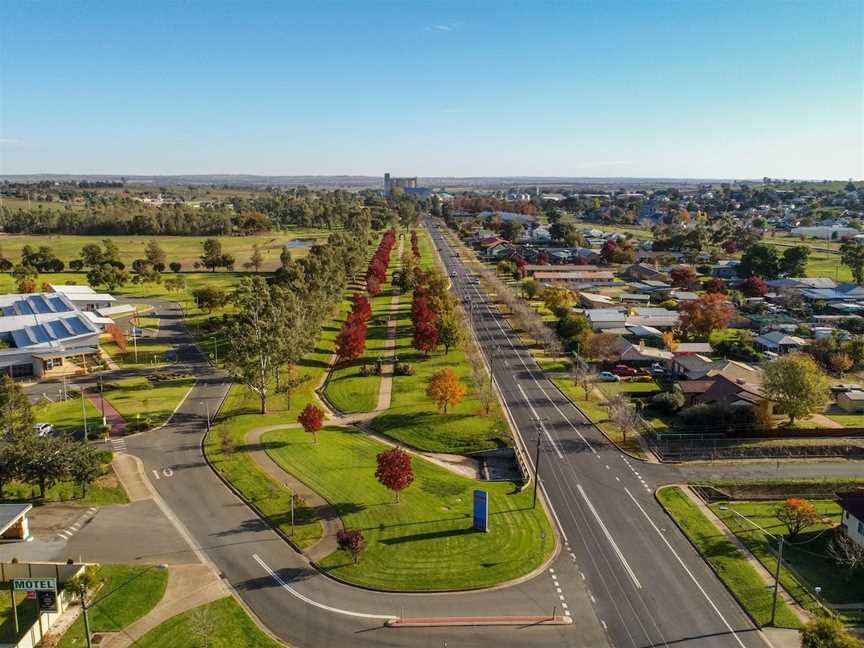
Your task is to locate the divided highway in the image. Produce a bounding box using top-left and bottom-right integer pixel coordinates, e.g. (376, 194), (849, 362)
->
(428, 220), (767, 648)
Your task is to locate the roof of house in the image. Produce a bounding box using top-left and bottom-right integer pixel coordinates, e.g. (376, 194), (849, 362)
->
(0, 504), (32, 535)
(585, 309), (627, 322)
(675, 342), (714, 353)
(48, 284), (99, 295)
(0, 293), (100, 351)
(671, 291), (699, 301)
(837, 491), (864, 520)
(618, 342), (674, 361)
(523, 264), (600, 272)
(839, 390), (864, 401)
(677, 379), (715, 394)
(534, 271), (616, 281)
(754, 330), (807, 346)
(619, 293), (651, 302)
(627, 325), (663, 337)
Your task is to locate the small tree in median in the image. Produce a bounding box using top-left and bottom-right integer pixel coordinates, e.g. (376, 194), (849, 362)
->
(776, 498), (819, 539)
(799, 617), (863, 648)
(426, 367), (467, 414)
(298, 404), (325, 444)
(336, 529), (366, 565)
(375, 447), (414, 503)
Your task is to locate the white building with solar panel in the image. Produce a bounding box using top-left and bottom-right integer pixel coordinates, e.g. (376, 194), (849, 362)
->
(0, 292), (106, 379)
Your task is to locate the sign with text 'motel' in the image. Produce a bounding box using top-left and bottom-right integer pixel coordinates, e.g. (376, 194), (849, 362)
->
(473, 489), (488, 532)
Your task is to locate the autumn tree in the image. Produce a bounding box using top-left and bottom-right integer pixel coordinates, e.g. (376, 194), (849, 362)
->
(670, 265), (699, 289)
(678, 293), (734, 338)
(606, 393), (640, 442)
(762, 354), (829, 425)
(106, 323), (127, 353)
(776, 498), (820, 539)
(335, 314), (367, 362)
(375, 447), (414, 503)
(662, 330), (679, 352)
(702, 277), (727, 294)
(426, 367), (467, 413)
(336, 529), (366, 565)
(298, 403), (325, 444)
(741, 275), (769, 298)
(829, 352), (853, 376)
(572, 364), (598, 400)
(800, 617), (864, 648)
(541, 286), (576, 314)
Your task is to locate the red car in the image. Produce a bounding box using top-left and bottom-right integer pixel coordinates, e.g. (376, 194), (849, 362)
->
(611, 364), (642, 377)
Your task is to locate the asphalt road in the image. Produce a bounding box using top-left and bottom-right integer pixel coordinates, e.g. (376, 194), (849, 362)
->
(91, 244), (864, 648)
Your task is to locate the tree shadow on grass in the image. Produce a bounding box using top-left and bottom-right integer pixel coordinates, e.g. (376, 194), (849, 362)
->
(379, 526), (479, 545)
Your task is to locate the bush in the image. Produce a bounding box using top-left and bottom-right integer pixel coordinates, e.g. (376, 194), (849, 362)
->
(359, 364), (374, 377)
(88, 425), (110, 440)
(675, 402), (758, 435)
(659, 299), (679, 310)
(394, 363), (415, 376)
(124, 421), (149, 434)
(96, 450), (114, 464)
(651, 391), (684, 414)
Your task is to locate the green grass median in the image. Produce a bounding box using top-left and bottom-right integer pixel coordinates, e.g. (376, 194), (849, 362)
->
(263, 425), (554, 591)
(656, 486), (802, 629)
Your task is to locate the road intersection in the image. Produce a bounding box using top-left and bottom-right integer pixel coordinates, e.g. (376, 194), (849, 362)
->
(54, 229), (864, 647)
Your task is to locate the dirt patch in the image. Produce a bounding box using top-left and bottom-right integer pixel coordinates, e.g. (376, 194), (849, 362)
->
(27, 503), (93, 536)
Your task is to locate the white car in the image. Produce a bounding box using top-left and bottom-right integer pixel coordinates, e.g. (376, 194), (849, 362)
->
(450, 271), (457, 277)
(599, 371), (620, 382)
(33, 423), (54, 437)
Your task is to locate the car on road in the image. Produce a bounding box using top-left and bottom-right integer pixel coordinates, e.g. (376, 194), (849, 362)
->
(831, 383), (861, 394)
(450, 271), (457, 278)
(599, 371), (620, 382)
(33, 423), (54, 437)
(611, 364), (642, 377)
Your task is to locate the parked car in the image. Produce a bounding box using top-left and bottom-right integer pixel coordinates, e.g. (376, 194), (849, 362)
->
(649, 362), (667, 376)
(599, 371), (621, 382)
(450, 271), (457, 278)
(611, 364), (641, 377)
(33, 423), (54, 437)
(831, 383), (861, 394)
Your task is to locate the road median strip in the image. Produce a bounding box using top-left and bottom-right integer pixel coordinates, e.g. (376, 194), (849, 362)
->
(385, 615), (573, 627)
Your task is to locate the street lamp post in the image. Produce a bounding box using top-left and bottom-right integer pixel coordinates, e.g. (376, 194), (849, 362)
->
(99, 375), (106, 426)
(719, 503), (785, 626)
(532, 428), (542, 509)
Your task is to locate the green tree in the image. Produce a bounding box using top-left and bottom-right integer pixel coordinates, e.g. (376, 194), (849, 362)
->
(800, 617), (863, 648)
(738, 243), (780, 279)
(200, 238), (224, 272)
(86, 264), (130, 291)
(67, 442), (101, 497)
(144, 240), (167, 270)
(247, 243), (264, 272)
(435, 311), (463, 354)
(18, 436), (70, 498)
(841, 239), (864, 285)
(762, 354), (829, 425)
(0, 376), (34, 441)
(779, 245), (810, 277)
(192, 286), (227, 314)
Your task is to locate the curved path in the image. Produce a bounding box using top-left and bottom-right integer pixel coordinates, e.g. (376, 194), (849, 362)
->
(118, 260), (864, 648)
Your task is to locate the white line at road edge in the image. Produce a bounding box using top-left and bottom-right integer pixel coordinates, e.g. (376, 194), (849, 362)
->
(253, 554), (397, 621)
(576, 484), (642, 590)
(623, 488), (748, 648)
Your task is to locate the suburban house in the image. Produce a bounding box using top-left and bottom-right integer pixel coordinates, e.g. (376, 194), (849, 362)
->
(609, 337), (674, 364)
(801, 283), (864, 302)
(674, 360), (768, 410)
(533, 269), (617, 288)
(578, 292), (618, 309)
(624, 263), (669, 283)
(711, 260), (741, 279)
(582, 308), (627, 330)
(521, 264), (602, 277)
(0, 293), (105, 378)
(48, 284), (116, 312)
(626, 307), (679, 330)
(767, 277), (837, 292)
(753, 330), (807, 354)
(838, 492), (864, 548)
(628, 280), (673, 297)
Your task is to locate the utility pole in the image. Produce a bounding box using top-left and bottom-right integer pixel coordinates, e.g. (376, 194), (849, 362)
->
(132, 325), (139, 364)
(770, 536), (784, 626)
(99, 375), (106, 426)
(79, 584), (92, 648)
(80, 387), (89, 438)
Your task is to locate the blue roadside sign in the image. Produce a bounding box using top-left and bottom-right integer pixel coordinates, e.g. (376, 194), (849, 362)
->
(473, 489), (488, 532)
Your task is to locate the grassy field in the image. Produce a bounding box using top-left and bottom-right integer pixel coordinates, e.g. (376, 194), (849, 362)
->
(657, 487), (801, 628)
(134, 596), (282, 648)
(0, 228), (328, 271)
(263, 425), (554, 591)
(710, 500), (862, 611)
(32, 396), (101, 434)
(105, 376), (195, 428)
(58, 565), (169, 648)
(369, 228), (510, 454)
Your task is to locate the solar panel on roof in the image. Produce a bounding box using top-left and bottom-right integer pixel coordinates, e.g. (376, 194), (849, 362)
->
(29, 295), (52, 314)
(47, 320), (73, 339)
(65, 316), (90, 335)
(25, 325), (50, 344)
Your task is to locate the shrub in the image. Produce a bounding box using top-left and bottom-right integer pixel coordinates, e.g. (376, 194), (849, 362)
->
(96, 450), (113, 464)
(359, 364), (374, 377)
(651, 391), (684, 414)
(394, 363), (415, 376)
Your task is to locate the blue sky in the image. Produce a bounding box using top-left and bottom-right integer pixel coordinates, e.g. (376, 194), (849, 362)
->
(1, 1), (862, 179)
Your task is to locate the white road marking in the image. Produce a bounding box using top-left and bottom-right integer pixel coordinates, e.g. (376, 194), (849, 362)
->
(253, 554), (397, 621)
(152, 470), (161, 480)
(601, 620), (608, 630)
(577, 484), (642, 590)
(623, 488), (748, 648)
(516, 384), (563, 459)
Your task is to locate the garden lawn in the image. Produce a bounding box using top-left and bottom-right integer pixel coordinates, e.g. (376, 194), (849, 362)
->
(105, 376), (195, 428)
(134, 596), (282, 648)
(369, 228), (510, 454)
(2, 452), (127, 506)
(33, 397), (101, 435)
(709, 499), (863, 612)
(58, 565), (169, 648)
(204, 409), (323, 550)
(657, 487), (801, 629)
(263, 425), (554, 591)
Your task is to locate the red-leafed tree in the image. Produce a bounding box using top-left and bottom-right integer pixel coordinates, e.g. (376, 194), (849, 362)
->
(366, 275), (381, 296)
(375, 447), (414, 503)
(298, 403), (325, 444)
(336, 529), (366, 564)
(742, 275), (768, 298)
(670, 265), (699, 289)
(351, 293), (372, 322)
(413, 320), (439, 356)
(702, 277), (727, 294)
(335, 315), (367, 362)
(106, 322), (127, 353)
